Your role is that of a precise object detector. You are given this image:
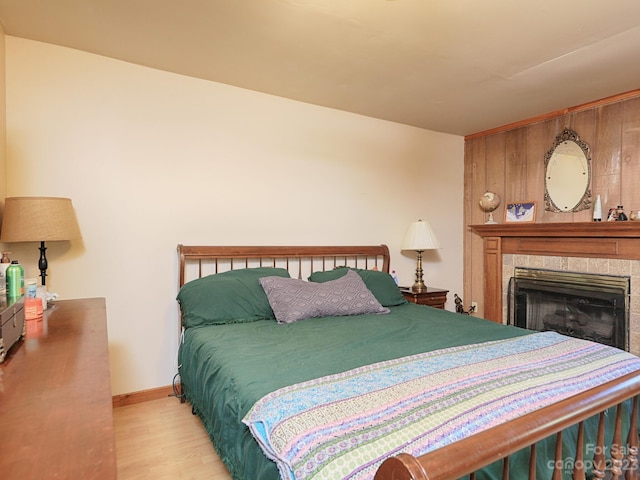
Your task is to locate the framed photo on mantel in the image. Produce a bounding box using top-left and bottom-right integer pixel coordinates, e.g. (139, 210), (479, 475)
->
(505, 201), (536, 223)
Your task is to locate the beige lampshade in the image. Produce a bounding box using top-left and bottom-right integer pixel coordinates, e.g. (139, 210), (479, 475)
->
(401, 219), (440, 251)
(1, 197), (81, 242)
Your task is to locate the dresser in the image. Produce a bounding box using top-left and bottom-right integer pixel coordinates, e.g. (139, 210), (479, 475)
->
(0, 296), (24, 362)
(0, 298), (116, 479)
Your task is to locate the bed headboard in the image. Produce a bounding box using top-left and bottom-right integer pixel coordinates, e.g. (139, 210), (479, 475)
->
(177, 244), (391, 288)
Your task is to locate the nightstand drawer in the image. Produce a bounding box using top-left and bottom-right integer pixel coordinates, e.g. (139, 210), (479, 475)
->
(400, 287), (448, 309)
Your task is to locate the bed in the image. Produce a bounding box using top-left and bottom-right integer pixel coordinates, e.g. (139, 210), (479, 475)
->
(176, 244), (640, 480)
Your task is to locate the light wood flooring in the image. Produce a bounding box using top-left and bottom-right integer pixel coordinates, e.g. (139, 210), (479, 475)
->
(114, 396), (233, 480)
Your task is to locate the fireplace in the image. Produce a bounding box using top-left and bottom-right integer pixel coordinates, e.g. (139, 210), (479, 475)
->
(470, 222), (640, 354)
(508, 267), (630, 351)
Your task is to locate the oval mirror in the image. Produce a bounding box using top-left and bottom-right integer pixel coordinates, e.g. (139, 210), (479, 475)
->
(544, 128), (591, 212)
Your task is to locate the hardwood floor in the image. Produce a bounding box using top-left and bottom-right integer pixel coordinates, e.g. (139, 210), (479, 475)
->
(114, 396), (233, 480)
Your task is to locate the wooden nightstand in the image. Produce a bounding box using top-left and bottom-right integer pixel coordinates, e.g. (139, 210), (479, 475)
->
(400, 287), (449, 309)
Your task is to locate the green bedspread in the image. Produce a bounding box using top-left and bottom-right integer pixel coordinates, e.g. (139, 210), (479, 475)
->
(179, 303), (534, 480)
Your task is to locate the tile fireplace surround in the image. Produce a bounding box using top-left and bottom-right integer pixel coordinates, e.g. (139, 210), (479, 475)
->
(470, 222), (640, 355)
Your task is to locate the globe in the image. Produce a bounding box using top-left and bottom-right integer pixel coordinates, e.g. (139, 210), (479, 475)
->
(479, 191), (500, 224)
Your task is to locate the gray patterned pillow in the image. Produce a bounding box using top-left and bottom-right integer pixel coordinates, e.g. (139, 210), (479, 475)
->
(259, 270), (390, 324)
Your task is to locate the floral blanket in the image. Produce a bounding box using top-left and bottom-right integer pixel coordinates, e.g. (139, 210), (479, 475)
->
(243, 332), (640, 480)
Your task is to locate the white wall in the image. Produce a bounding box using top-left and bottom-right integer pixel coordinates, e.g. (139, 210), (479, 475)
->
(3, 36), (464, 395)
(0, 27), (6, 203)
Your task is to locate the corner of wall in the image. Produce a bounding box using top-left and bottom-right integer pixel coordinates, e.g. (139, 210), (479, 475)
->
(0, 25), (6, 207)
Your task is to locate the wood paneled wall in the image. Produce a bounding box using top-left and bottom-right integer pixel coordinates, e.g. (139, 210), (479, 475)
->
(463, 92), (640, 318)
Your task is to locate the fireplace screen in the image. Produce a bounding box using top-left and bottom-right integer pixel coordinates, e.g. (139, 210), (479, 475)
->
(508, 268), (630, 351)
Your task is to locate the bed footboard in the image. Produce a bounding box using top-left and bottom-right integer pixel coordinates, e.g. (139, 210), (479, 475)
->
(375, 372), (640, 480)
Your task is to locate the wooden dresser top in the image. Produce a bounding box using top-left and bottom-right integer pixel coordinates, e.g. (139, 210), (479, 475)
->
(0, 298), (115, 479)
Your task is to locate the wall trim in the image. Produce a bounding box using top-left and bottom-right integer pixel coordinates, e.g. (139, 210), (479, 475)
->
(112, 385), (178, 408)
(465, 88), (640, 141)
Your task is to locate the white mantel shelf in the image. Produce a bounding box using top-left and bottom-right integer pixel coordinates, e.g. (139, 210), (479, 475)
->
(469, 221), (640, 323)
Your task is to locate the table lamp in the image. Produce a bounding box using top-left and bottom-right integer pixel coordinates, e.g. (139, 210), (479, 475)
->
(0, 197), (81, 286)
(401, 219), (440, 292)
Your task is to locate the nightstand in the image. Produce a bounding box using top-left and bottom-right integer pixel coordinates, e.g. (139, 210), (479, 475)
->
(400, 287), (449, 309)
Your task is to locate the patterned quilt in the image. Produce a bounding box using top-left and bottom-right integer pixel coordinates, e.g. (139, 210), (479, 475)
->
(243, 332), (640, 480)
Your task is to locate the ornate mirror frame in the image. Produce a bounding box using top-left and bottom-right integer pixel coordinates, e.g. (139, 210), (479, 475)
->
(544, 128), (592, 213)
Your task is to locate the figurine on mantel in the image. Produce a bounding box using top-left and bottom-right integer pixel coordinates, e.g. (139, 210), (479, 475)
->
(608, 205), (628, 221)
(593, 195), (602, 221)
(479, 191), (501, 224)
(617, 206), (628, 221)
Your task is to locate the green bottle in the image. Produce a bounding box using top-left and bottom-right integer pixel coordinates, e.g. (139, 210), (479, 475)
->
(6, 260), (24, 299)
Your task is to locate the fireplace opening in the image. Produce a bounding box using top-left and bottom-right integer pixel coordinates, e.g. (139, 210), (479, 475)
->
(508, 268), (630, 351)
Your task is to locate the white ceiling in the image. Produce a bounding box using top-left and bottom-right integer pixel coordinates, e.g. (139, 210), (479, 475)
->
(0, 0), (639, 136)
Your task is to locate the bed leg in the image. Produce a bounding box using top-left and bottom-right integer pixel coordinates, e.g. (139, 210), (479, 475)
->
(528, 443), (536, 479)
(552, 431), (563, 480)
(501, 456), (509, 479)
(612, 403), (624, 479)
(593, 412), (607, 479)
(573, 421), (585, 479)
(625, 396), (639, 480)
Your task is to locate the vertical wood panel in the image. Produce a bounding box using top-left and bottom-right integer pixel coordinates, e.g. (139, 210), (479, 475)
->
(464, 137), (487, 316)
(466, 138), (488, 226)
(462, 137), (475, 310)
(570, 109), (598, 223)
(475, 133), (505, 317)
(526, 122), (547, 222)
(485, 133), (507, 221)
(464, 94), (639, 319)
(540, 118), (566, 223)
(504, 129), (528, 211)
(593, 102), (623, 216)
(621, 96), (640, 213)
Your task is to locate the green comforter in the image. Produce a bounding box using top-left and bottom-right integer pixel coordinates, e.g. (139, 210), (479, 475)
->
(179, 303), (533, 479)
(179, 303), (635, 479)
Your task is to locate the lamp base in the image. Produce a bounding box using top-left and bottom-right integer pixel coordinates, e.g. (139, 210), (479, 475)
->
(411, 250), (426, 293)
(411, 281), (427, 293)
(38, 241), (48, 286)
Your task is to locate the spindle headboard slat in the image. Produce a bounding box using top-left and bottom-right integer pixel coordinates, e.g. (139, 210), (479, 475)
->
(177, 244), (391, 288)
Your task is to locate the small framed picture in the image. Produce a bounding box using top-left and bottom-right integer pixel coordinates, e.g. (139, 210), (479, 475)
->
(505, 201), (536, 223)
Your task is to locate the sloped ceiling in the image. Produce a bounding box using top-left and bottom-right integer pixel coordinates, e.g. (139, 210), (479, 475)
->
(0, 0), (639, 136)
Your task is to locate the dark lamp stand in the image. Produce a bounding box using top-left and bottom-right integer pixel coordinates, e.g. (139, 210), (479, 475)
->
(38, 241), (48, 286)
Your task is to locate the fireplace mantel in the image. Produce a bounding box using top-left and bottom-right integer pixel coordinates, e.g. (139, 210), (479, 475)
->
(469, 222), (640, 323)
(471, 222), (640, 238)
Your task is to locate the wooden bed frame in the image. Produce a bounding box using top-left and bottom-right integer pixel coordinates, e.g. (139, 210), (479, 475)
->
(177, 244), (640, 480)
